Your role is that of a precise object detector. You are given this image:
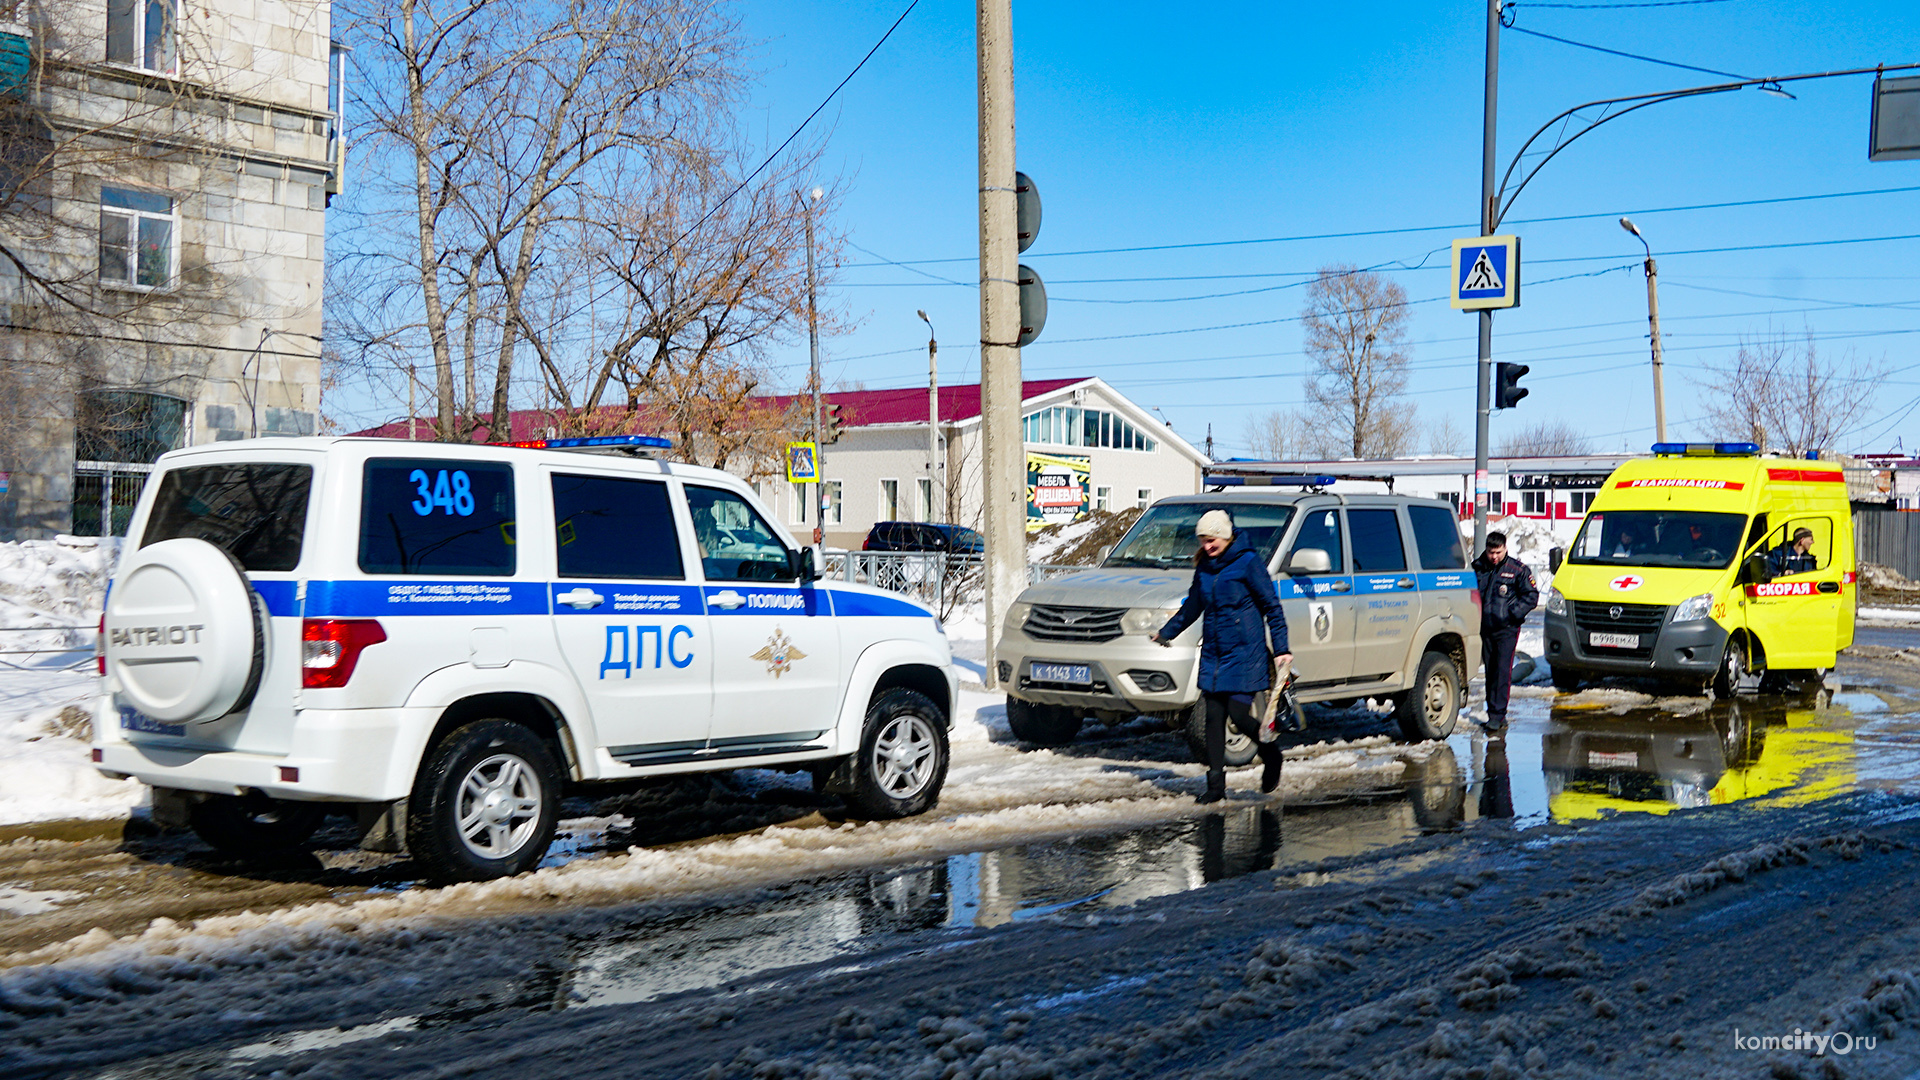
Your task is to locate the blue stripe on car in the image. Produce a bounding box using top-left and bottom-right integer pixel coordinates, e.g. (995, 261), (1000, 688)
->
(305, 580), (551, 617)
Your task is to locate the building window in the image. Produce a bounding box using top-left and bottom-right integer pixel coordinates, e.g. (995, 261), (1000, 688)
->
(1136, 487), (1152, 509)
(107, 0), (175, 73)
(789, 481), (808, 525)
(1023, 405), (1157, 452)
(1569, 491), (1596, 514)
(1520, 490), (1548, 515)
(73, 389), (186, 536)
(879, 479), (899, 521)
(1488, 492), (1503, 513)
(1095, 486), (1111, 512)
(99, 187), (175, 288)
(823, 480), (843, 525)
(917, 478), (934, 522)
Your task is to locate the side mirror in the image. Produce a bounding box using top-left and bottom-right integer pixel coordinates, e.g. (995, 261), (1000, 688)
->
(1742, 552), (1771, 586)
(791, 546), (822, 582)
(1095, 545), (1113, 564)
(1286, 548), (1332, 575)
(1549, 546), (1563, 573)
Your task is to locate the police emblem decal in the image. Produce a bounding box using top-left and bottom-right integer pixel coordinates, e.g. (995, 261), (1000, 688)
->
(1309, 601), (1333, 645)
(751, 627), (807, 678)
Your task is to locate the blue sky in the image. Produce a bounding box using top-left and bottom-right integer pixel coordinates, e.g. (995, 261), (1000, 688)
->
(737, 0), (1920, 458)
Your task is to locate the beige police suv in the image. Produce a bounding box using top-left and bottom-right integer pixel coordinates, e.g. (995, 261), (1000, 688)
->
(93, 435), (956, 882)
(998, 489), (1479, 762)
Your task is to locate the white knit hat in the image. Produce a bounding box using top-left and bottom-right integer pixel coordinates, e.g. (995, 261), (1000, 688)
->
(1195, 509), (1233, 540)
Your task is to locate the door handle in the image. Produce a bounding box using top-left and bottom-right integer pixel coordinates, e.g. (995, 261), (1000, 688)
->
(710, 589), (747, 609)
(556, 587), (604, 610)
(1396, 577), (1416, 589)
(1817, 581), (1839, 594)
(1328, 580), (1351, 594)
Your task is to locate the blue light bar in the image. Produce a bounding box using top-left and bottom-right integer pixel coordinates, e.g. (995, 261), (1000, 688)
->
(1651, 442), (1757, 457)
(1204, 474), (1337, 487)
(546, 435), (672, 449)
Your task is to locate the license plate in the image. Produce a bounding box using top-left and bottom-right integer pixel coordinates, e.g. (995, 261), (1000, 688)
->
(1588, 750), (1639, 769)
(1031, 662), (1092, 686)
(1589, 632), (1640, 649)
(120, 706), (184, 737)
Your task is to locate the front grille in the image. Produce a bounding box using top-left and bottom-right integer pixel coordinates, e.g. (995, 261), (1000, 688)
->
(1571, 600), (1667, 659)
(1024, 604), (1126, 643)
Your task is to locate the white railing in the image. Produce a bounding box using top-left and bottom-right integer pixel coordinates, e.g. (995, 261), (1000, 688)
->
(821, 552), (1091, 610)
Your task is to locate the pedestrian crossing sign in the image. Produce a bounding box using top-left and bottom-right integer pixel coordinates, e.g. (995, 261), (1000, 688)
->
(1451, 235), (1520, 310)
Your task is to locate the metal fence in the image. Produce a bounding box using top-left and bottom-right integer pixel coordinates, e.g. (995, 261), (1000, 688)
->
(1857, 511), (1920, 580)
(820, 552), (1089, 609)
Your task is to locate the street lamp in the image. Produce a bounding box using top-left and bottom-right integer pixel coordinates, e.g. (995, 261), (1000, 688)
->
(917, 309), (940, 523)
(1619, 217), (1666, 443)
(805, 186), (824, 544)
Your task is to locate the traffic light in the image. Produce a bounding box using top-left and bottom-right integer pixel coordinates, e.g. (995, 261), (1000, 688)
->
(1495, 362), (1529, 409)
(820, 402), (844, 444)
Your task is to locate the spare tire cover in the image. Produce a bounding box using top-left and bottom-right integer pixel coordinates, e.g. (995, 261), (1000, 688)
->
(105, 538), (262, 723)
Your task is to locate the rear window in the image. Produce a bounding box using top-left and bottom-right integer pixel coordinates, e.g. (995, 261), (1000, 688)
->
(141, 463), (313, 571)
(553, 474), (684, 580)
(359, 459), (516, 576)
(1408, 505), (1467, 570)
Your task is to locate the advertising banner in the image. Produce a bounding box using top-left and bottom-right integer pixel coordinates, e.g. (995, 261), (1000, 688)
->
(1027, 451), (1090, 531)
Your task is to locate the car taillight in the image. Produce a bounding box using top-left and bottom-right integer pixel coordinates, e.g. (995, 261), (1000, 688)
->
(96, 613), (106, 675)
(302, 619), (388, 689)
(1469, 589), (1482, 608)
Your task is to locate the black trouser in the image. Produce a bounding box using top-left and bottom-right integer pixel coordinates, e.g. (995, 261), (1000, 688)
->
(1204, 692), (1283, 774)
(1482, 626), (1521, 724)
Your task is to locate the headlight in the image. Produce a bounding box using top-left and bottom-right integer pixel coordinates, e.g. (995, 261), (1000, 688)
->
(1672, 592), (1714, 622)
(1004, 601), (1032, 630)
(1122, 607), (1180, 636)
(1545, 588), (1568, 616)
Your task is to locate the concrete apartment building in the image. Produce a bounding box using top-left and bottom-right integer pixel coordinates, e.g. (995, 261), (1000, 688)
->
(0, 0), (340, 539)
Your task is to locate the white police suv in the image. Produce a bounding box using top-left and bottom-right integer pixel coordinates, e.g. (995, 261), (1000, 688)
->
(92, 436), (956, 882)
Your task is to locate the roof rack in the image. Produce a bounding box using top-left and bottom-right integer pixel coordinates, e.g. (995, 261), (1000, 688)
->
(491, 434), (672, 457)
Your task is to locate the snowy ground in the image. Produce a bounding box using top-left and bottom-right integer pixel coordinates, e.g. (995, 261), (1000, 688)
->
(0, 539), (143, 824)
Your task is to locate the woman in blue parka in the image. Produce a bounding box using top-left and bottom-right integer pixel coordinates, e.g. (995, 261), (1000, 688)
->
(1152, 509), (1290, 804)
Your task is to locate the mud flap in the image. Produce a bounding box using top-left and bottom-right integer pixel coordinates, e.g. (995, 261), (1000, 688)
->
(356, 799), (409, 854)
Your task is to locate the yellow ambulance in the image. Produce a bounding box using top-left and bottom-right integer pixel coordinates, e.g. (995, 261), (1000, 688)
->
(1542, 442), (1855, 696)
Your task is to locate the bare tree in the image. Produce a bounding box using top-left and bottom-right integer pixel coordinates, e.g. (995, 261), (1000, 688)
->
(339, 0), (740, 440)
(1425, 412), (1469, 456)
(1496, 419), (1593, 457)
(1300, 264), (1416, 459)
(1240, 409), (1312, 460)
(1700, 330), (1885, 457)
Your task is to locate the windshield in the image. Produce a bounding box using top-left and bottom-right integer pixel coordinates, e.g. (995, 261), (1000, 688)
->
(1104, 503), (1295, 569)
(1567, 510), (1750, 570)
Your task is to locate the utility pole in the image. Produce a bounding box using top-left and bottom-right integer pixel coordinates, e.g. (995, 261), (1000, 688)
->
(804, 186), (825, 545)
(1471, 0), (1501, 555)
(978, 0), (1023, 688)
(1619, 217), (1667, 442)
(919, 310), (941, 523)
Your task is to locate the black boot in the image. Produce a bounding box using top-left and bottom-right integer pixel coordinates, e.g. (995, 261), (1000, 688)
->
(1197, 770), (1226, 805)
(1260, 748), (1284, 794)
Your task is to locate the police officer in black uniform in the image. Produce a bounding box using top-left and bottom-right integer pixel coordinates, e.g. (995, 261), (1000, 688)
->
(1472, 530), (1538, 733)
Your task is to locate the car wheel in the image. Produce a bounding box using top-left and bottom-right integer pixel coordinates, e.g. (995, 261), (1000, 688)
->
(1181, 699), (1259, 767)
(1006, 697), (1084, 746)
(188, 792), (326, 857)
(407, 720), (562, 883)
(1551, 666), (1583, 693)
(1394, 651), (1462, 742)
(847, 688), (949, 819)
(1711, 637), (1750, 700)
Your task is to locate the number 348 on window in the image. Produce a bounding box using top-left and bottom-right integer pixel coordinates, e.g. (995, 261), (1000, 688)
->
(409, 469), (475, 517)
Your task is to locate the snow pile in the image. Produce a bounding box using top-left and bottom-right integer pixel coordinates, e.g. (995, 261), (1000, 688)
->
(1859, 607), (1920, 625)
(0, 538), (141, 824)
(1028, 515), (1107, 564)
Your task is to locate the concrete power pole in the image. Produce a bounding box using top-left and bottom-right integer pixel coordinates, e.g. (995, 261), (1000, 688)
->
(805, 186), (825, 544)
(1471, 0), (1500, 555)
(978, 0), (1023, 688)
(919, 310), (941, 523)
